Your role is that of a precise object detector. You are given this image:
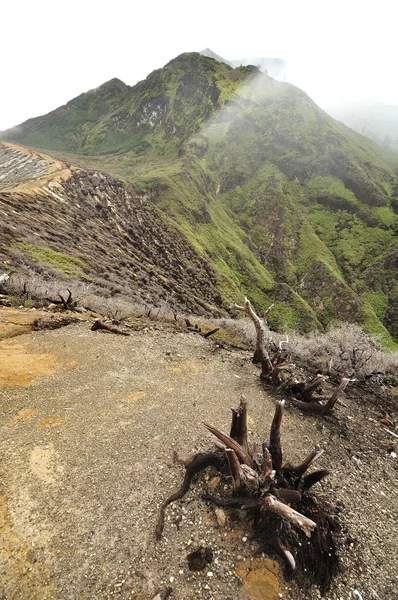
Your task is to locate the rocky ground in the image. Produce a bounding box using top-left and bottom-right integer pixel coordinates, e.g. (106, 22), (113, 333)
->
(0, 309), (397, 600)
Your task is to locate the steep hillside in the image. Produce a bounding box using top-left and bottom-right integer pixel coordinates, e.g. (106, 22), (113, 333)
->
(0, 78), (131, 152)
(2, 53), (398, 344)
(0, 143), (224, 314)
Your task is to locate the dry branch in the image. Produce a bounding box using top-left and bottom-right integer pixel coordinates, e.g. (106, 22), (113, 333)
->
(230, 298), (274, 378)
(293, 377), (350, 415)
(203, 422), (254, 468)
(231, 297), (353, 415)
(204, 327), (220, 338)
(91, 319), (130, 336)
(230, 395), (248, 450)
(269, 400), (284, 476)
(262, 494), (316, 538)
(46, 288), (78, 311)
(284, 445), (324, 477)
(224, 449), (242, 490)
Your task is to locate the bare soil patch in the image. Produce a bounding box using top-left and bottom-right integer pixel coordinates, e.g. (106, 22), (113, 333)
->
(0, 321), (397, 599)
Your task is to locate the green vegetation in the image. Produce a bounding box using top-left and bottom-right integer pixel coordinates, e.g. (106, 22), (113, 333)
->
(3, 52), (398, 344)
(14, 242), (91, 278)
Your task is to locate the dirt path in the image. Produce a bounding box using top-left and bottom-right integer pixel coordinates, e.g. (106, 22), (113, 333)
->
(1, 322), (397, 599)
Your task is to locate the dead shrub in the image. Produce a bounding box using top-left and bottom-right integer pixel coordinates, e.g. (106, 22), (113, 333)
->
(203, 317), (398, 381)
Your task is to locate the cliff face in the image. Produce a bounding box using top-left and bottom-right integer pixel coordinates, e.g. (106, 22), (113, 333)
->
(2, 53), (398, 344)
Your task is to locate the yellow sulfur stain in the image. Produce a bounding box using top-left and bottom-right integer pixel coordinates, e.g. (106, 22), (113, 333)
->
(169, 360), (201, 375)
(123, 391), (146, 403)
(0, 342), (59, 388)
(37, 416), (65, 428)
(236, 557), (282, 600)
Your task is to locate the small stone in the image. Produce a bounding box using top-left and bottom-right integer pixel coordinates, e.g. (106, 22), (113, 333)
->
(242, 536), (248, 543)
(207, 571), (213, 577)
(215, 508), (226, 528)
(169, 576), (174, 583)
(208, 476), (221, 491)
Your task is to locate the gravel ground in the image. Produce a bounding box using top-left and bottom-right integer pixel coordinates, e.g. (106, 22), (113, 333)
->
(0, 321), (397, 600)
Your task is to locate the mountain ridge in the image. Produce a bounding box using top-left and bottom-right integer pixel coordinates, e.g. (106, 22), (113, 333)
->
(2, 52), (398, 345)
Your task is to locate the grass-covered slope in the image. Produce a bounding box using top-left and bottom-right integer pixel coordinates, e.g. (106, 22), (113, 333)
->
(2, 53), (398, 344)
(0, 78), (131, 152)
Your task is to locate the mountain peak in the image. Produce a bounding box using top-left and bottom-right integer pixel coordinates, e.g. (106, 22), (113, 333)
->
(97, 77), (129, 90)
(2, 52), (398, 344)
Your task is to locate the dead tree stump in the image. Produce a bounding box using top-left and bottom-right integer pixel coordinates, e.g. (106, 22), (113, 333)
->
(156, 398), (339, 595)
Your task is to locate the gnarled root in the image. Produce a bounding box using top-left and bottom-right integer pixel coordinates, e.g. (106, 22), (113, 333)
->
(156, 399), (339, 594)
(155, 452), (225, 540)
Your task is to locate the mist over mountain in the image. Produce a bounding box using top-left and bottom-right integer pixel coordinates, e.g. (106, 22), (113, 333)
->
(200, 48), (288, 80)
(2, 52), (398, 345)
(199, 49), (398, 156)
(327, 100), (398, 155)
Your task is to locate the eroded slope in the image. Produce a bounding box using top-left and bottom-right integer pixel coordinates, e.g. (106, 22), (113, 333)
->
(0, 143), (221, 313)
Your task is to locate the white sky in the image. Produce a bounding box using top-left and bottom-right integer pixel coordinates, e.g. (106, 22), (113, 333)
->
(1, 0), (397, 130)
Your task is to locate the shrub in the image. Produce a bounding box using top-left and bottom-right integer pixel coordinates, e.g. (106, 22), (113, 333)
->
(203, 317), (398, 380)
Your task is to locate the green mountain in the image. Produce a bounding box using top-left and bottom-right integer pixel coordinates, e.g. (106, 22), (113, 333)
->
(2, 52), (398, 345)
(1, 78), (131, 152)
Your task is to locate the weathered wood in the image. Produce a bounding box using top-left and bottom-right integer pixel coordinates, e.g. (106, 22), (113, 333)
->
(203, 422), (254, 468)
(230, 298), (274, 379)
(204, 327), (220, 339)
(91, 319), (130, 336)
(262, 494), (316, 538)
(305, 375), (326, 392)
(240, 463), (260, 492)
(275, 488), (302, 504)
(269, 400), (284, 477)
(224, 448), (242, 490)
(293, 377), (350, 415)
(224, 449), (260, 493)
(284, 445), (324, 477)
(302, 469), (330, 490)
(46, 288), (77, 311)
(157, 398), (338, 595)
(155, 452), (224, 540)
(271, 361), (295, 384)
(261, 444), (275, 489)
(173, 450), (196, 467)
(229, 395), (248, 450)
(324, 377), (350, 412)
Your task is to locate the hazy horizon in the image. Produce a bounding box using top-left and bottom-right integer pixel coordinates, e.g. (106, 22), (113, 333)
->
(2, 0), (397, 131)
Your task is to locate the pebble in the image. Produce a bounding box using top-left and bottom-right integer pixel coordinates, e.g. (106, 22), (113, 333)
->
(215, 508), (226, 527)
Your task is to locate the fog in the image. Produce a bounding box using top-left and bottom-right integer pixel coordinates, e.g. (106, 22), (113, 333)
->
(1, 0), (396, 131)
